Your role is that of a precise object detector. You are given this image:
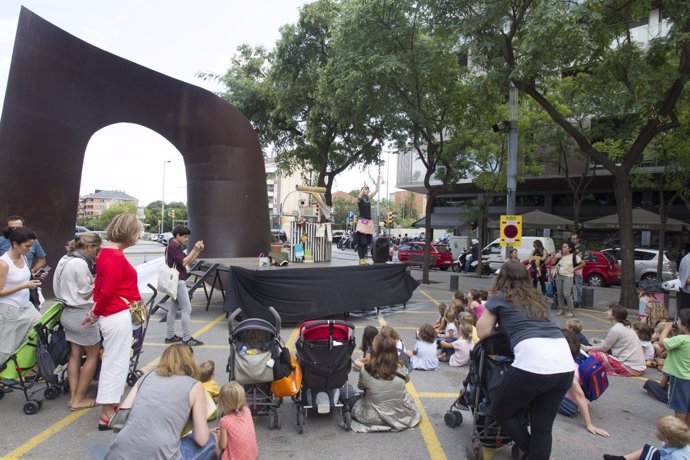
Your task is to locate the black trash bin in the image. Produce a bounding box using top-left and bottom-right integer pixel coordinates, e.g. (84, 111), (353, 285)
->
(581, 287), (594, 308)
(638, 279), (669, 313)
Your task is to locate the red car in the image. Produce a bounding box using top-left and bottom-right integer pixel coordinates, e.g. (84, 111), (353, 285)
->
(581, 250), (621, 287)
(393, 242), (454, 270)
(537, 250), (620, 287)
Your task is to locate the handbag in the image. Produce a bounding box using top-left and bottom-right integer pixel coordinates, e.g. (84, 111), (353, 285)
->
(110, 408), (132, 433)
(355, 218), (375, 235)
(157, 247), (179, 299)
(110, 371), (152, 433)
(271, 352), (302, 398)
(120, 296), (148, 327)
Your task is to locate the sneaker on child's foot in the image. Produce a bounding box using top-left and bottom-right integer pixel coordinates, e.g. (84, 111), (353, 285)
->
(184, 337), (204, 347)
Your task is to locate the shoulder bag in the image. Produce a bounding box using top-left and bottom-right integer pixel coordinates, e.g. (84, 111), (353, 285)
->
(110, 372), (152, 433)
(157, 246), (179, 299)
(120, 296), (148, 327)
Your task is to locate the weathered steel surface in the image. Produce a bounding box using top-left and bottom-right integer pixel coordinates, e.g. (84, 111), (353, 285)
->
(0, 8), (270, 280)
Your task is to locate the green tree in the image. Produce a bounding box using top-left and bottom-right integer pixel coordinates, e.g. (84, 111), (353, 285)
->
(93, 202), (137, 230)
(330, 0), (491, 283)
(441, 0), (690, 306)
(205, 0), (386, 206)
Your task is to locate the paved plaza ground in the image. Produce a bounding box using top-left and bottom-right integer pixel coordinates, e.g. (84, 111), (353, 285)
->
(0, 246), (676, 459)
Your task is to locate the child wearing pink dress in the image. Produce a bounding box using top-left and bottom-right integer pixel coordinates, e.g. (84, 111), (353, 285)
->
(217, 382), (258, 460)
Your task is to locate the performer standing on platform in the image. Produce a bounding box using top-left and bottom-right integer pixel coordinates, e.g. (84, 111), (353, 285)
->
(354, 177), (379, 266)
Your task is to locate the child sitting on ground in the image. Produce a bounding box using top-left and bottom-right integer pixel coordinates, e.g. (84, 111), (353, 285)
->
(439, 323), (473, 367)
(459, 311), (480, 345)
(632, 322), (657, 368)
(604, 415), (690, 460)
(199, 360), (220, 403)
(353, 325), (379, 370)
(437, 309), (457, 341)
(452, 291), (468, 317)
(433, 303), (450, 333)
(467, 289), (484, 318)
(406, 323), (439, 370)
(380, 325), (412, 371)
(216, 381), (258, 460)
(566, 318), (591, 347)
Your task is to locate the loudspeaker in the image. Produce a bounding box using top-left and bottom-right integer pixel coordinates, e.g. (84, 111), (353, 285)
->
(372, 238), (390, 263)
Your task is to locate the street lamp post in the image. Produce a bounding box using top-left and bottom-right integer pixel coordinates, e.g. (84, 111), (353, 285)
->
(160, 160), (171, 234)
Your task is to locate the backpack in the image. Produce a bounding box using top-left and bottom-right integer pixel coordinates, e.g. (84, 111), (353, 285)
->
(575, 355), (609, 401)
(49, 324), (70, 367)
(36, 326), (59, 384)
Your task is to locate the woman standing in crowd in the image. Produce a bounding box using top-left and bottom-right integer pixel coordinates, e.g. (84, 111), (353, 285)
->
(54, 232), (102, 410)
(529, 239), (548, 294)
(105, 343), (216, 459)
(353, 177), (379, 266)
(83, 214), (142, 430)
(477, 261), (575, 460)
(347, 333), (420, 431)
(0, 227), (42, 367)
(553, 241), (584, 318)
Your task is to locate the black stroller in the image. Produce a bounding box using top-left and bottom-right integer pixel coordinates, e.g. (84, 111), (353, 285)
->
(227, 307), (291, 430)
(126, 284), (159, 386)
(294, 319), (356, 433)
(445, 333), (526, 460)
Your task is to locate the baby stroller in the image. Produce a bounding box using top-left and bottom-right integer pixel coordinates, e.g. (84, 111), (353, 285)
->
(445, 333), (526, 460)
(126, 284), (159, 386)
(294, 319), (356, 434)
(227, 307), (291, 430)
(0, 301), (67, 414)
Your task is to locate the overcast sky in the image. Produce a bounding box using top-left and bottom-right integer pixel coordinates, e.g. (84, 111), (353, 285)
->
(0, 1), (396, 205)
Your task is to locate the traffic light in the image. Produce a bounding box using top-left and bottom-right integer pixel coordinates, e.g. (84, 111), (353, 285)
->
(387, 211), (394, 225)
(168, 209), (175, 218)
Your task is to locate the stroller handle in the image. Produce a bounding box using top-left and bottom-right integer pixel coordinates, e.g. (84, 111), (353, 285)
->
(268, 306), (281, 334)
(300, 319), (355, 333)
(227, 307), (282, 335)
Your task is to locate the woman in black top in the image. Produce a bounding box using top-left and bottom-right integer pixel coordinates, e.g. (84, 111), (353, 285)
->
(353, 178), (379, 265)
(529, 239), (548, 293)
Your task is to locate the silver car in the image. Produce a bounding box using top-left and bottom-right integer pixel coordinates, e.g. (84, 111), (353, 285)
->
(601, 247), (677, 282)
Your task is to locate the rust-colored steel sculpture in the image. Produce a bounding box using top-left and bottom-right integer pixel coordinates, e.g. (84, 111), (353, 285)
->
(0, 8), (270, 276)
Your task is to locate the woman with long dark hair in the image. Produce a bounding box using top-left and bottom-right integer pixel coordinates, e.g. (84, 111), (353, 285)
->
(353, 178), (379, 265)
(552, 241), (584, 318)
(477, 261), (575, 460)
(529, 239), (548, 294)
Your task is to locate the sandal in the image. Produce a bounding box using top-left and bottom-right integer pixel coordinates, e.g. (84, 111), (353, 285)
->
(70, 399), (97, 411)
(98, 416), (112, 431)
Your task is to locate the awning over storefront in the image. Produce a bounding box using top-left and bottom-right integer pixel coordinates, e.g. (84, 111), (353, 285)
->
(412, 213), (471, 229)
(583, 208), (689, 232)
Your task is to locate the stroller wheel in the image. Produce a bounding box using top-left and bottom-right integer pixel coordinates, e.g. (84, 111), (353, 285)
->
(23, 400), (41, 415)
(126, 372), (139, 387)
(343, 410), (352, 431)
(444, 410), (463, 428)
(44, 387), (60, 400)
(296, 409), (305, 434)
(0, 389), (5, 399)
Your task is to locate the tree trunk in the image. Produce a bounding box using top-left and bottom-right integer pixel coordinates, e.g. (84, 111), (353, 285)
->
(612, 172), (637, 308)
(422, 194), (434, 284)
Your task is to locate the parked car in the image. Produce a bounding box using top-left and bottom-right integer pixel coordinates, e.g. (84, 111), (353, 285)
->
(332, 230), (346, 244)
(581, 250), (621, 287)
(75, 225), (91, 236)
(601, 247), (677, 282)
(271, 229), (287, 243)
(158, 232), (173, 245)
(393, 242), (454, 270)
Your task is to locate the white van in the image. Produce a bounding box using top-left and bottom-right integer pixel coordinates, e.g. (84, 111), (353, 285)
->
(481, 237), (556, 271)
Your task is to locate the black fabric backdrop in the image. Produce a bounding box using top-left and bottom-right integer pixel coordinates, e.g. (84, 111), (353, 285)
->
(223, 264), (420, 323)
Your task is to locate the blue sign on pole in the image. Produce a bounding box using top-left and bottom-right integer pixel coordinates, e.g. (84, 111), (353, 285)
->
(348, 211), (354, 221)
